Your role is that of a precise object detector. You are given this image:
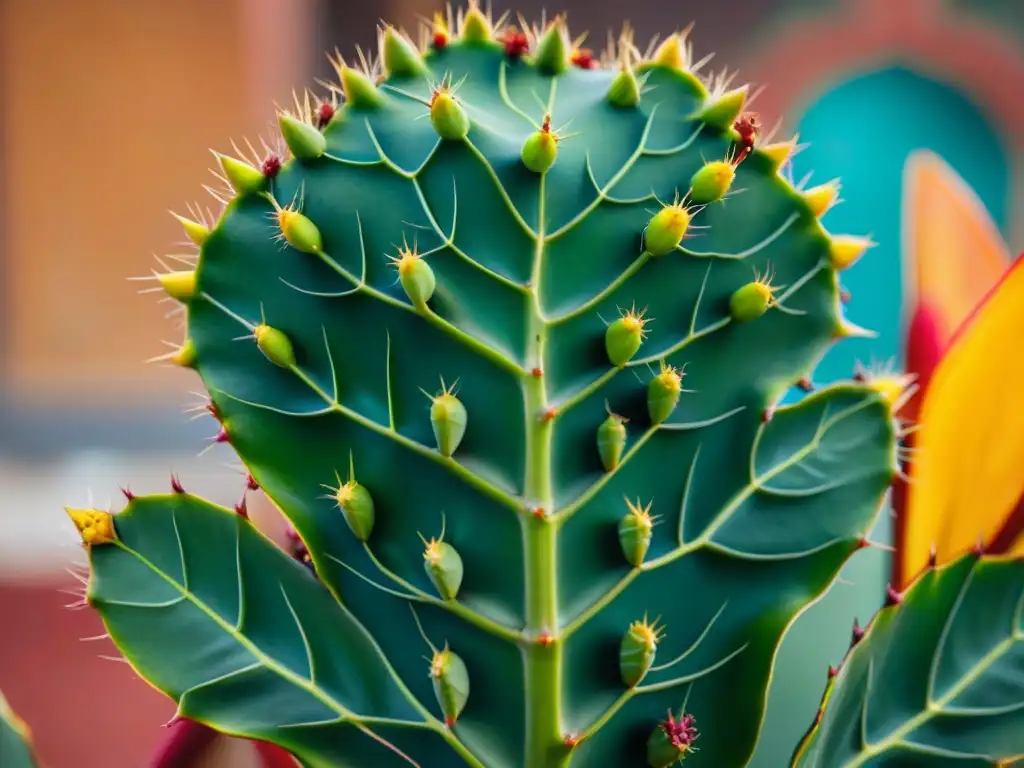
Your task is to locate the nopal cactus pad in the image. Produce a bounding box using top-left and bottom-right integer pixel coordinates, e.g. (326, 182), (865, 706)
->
(73, 6), (912, 767)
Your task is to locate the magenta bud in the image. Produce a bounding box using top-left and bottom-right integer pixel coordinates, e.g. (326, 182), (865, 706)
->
(246, 473), (260, 490)
(171, 474), (185, 494)
(121, 486), (135, 501)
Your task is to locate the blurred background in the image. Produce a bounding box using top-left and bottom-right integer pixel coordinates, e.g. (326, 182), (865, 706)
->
(0, 0), (1021, 765)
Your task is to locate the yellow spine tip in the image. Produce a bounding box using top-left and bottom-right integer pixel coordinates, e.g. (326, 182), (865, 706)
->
(651, 34), (685, 70)
(171, 213), (210, 246)
(157, 270), (197, 303)
(65, 507), (117, 546)
(171, 340), (197, 368)
(760, 138), (798, 170)
(829, 235), (874, 271)
(867, 375), (913, 408)
(804, 182), (840, 218)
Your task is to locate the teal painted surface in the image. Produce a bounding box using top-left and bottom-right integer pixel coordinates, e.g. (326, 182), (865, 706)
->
(753, 67), (1011, 767)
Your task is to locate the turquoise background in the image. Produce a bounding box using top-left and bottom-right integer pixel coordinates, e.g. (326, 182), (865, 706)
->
(750, 66), (1012, 766)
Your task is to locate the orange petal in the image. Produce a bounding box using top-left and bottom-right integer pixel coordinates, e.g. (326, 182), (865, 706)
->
(901, 254), (1024, 582)
(902, 150), (1011, 340)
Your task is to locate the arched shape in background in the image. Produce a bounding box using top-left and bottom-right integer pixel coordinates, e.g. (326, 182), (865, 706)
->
(750, 67), (1012, 768)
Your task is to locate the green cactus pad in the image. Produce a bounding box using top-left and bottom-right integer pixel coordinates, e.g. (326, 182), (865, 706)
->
(0, 689), (40, 768)
(792, 552), (1024, 767)
(86, 8), (901, 767)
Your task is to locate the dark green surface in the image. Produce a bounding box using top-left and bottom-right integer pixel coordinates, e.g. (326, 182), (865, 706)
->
(0, 689), (39, 768)
(793, 552), (1024, 766)
(87, 24), (900, 768)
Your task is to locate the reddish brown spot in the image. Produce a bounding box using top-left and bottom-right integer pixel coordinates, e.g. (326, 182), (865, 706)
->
(731, 112), (760, 165)
(851, 619), (864, 646)
(316, 103), (335, 129)
(972, 537), (985, 557)
(120, 486), (135, 501)
(433, 32), (448, 50)
(537, 629), (555, 646)
(571, 48), (597, 69)
(839, 288), (852, 304)
(234, 496), (249, 519)
(541, 113), (553, 133)
(502, 28), (529, 60)
(215, 426), (230, 443)
(246, 473), (259, 490)
(531, 506), (546, 519)
(542, 407), (557, 422)
(206, 402), (222, 421)
(855, 536), (870, 550)
(171, 474), (185, 494)
(884, 583), (903, 607)
(853, 370), (866, 382)
(797, 376), (813, 391)
(927, 543), (937, 567)
(261, 153), (282, 178)
(531, 367), (543, 378)
(761, 406), (775, 423)
(563, 732), (581, 748)
(445, 716), (456, 728)
(827, 665), (838, 679)
(658, 710), (698, 751)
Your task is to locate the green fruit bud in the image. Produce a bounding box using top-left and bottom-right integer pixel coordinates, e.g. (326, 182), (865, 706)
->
(698, 86), (748, 131)
(157, 270), (196, 303)
(333, 479), (375, 541)
(218, 154), (265, 196)
(395, 249), (436, 306)
(339, 65), (384, 109)
(424, 535), (464, 600)
(534, 18), (569, 74)
(428, 382), (467, 457)
(647, 711), (699, 767)
(521, 124), (558, 174)
(620, 616), (664, 687)
(618, 498), (655, 567)
(254, 324), (295, 368)
(430, 90), (470, 141)
(172, 213), (210, 246)
(460, 5), (491, 42)
(278, 114), (326, 160)
(648, 363), (683, 424)
(597, 409), (628, 471)
(382, 26), (426, 78)
(644, 203), (690, 256)
(277, 208), (323, 254)
(430, 645), (470, 727)
(729, 281), (774, 322)
(605, 307), (649, 366)
(608, 69), (641, 108)
(689, 160), (735, 204)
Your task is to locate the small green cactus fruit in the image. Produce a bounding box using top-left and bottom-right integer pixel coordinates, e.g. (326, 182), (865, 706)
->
(620, 615), (664, 687)
(381, 26), (426, 78)
(533, 16), (570, 74)
(253, 323), (295, 368)
(521, 115), (559, 174)
(430, 644), (470, 727)
(607, 68), (641, 108)
(422, 525), (464, 600)
(597, 405), (628, 471)
(218, 153), (265, 196)
(699, 86), (748, 131)
(278, 113), (326, 160)
(429, 84), (470, 141)
(157, 270), (197, 303)
(644, 200), (691, 256)
(605, 305), (650, 366)
(689, 160), (736, 204)
(647, 710), (699, 767)
(172, 212), (209, 246)
(618, 498), (655, 567)
(426, 379), (467, 457)
(729, 265), (782, 322)
(275, 205), (323, 254)
(803, 181), (840, 218)
(828, 234), (874, 271)
(335, 62), (384, 109)
(460, 2), (491, 42)
(389, 241), (436, 306)
(328, 468), (375, 542)
(648, 362), (684, 424)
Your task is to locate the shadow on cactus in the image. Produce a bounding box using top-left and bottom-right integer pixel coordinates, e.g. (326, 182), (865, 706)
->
(57, 5), (1022, 767)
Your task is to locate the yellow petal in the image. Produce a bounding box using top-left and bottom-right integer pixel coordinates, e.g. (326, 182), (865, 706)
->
(902, 150), (1010, 342)
(902, 255), (1024, 581)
